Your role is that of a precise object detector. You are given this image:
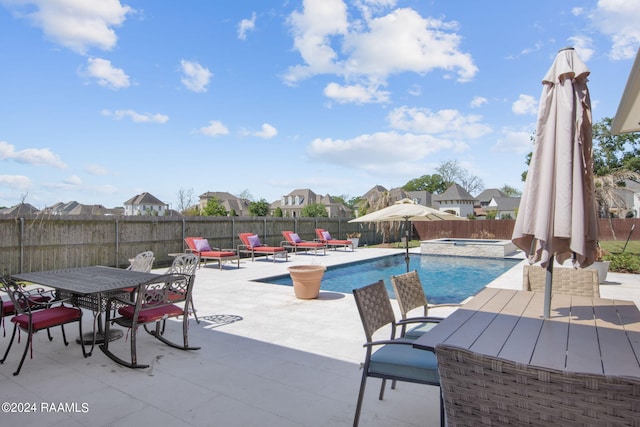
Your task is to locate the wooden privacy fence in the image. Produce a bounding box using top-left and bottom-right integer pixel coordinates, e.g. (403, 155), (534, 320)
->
(1, 215), (637, 275)
(413, 218), (640, 242)
(0, 216), (377, 275)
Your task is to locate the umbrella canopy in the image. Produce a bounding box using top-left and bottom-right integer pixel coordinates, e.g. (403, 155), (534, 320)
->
(511, 47), (598, 317)
(350, 198), (466, 271)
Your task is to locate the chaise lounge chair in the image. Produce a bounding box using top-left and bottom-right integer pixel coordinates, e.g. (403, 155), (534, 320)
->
(315, 228), (354, 251)
(184, 237), (239, 270)
(281, 231), (326, 255)
(238, 233), (288, 262)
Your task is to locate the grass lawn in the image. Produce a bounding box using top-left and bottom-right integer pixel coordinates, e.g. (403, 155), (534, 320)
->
(600, 240), (640, 255)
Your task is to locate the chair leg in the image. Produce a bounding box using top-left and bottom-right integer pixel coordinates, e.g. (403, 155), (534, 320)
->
(60, 324), (68, 346)
(353, 371), (368, 427)
(14, 325), (34, 376)
(0, 324), (18, 363)
(378, 379), (386, 400)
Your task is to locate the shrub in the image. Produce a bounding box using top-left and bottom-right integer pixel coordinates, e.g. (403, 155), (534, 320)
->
(605, 252), (640, 274)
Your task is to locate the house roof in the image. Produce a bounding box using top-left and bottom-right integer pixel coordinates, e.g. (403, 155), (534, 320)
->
(476, 188), (506, 204)
(489, 197), (521, 211)
(0, 203), (39, 216)
(433, 183), (476, 202)
(124, 192), (166, 206)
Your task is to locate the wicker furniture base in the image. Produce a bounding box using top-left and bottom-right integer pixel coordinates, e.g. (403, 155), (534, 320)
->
(436, 344), (640, 426)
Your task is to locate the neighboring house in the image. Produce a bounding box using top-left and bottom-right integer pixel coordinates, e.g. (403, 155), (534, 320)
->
(432, 183), (476, 217)
(0, 203), (39, 216)
(272, 188), (351, 218)
(406, 190), (433, 207)
(475, 189), (507, 208)
(610, 179), (640, 218)
(45, 201), (80, 215)
(124, 192), (169, 216)
(486, 197), (521, 219)
(42, 201), (123, 216)
(199, 191), (249, 216)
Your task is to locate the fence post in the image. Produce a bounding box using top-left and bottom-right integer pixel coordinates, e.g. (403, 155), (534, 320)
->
(19, 217), (24, 274)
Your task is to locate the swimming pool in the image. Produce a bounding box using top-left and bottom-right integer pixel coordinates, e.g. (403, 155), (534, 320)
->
(257, 254), (520, 304)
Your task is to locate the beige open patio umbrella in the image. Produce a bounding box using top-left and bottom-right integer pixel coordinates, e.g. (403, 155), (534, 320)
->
(512, 47), (599, 318)
(350, 198), (466, 272)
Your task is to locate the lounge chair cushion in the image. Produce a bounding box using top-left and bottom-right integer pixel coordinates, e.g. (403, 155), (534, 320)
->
(200, 250), (236, 258)
(369, 343), (439, 383)
(248, 234), (261, 248)
(289, 233), (302, 243)
(119, 304), (184, 323)
(322, 231), (332, 240)
(193, 238), (212, 252)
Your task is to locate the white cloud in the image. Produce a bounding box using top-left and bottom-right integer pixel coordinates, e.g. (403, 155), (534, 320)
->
(492, 127), (535, 154)
(307, 131), (454, 169)
(2, 0), (133, 54)
(589, 0), (640, 60)
(323, 82), (390, 104)
(64, 175), (82, 185)
(102, 109), (169, 123)
(285, 0), (348, 84)
(199, 120), (229, 137)
(85, 164), (108, 175)
(387, 106), (492, 139)
(568, 35), (595, 61)
(0, 141), (66, 168)
(254, 123), (278, 139)
(238, 12), (256, 40)
(85, 57), (130, 89)
(285, 2), (478, 99)
(0, 174), (32, 191)
(512, 94), (538, 115)
(180, 60), (212, 93)
(470, 96), (488, 108)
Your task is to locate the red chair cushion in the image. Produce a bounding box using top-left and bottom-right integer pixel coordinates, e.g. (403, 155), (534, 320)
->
(254, 246), (284, 252)
(12, 306), (81, 331)
(118, 304), (184, 323)
(200, 250), (236, 257)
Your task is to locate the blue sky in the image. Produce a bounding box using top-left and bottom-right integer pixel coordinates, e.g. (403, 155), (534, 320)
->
(1, 0), (639, 210)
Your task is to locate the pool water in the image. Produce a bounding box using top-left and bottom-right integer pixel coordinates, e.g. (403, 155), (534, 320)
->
(258, 254), (520, 304)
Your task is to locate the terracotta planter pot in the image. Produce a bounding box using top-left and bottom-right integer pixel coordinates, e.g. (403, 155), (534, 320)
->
(288, 265), (326, 299)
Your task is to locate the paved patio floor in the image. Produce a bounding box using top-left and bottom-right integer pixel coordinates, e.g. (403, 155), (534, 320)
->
(1, 247), (638, 426)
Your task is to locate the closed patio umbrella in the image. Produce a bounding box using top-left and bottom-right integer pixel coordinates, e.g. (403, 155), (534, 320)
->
(349, 198), (466, 272)
(512, 47), (599, 318)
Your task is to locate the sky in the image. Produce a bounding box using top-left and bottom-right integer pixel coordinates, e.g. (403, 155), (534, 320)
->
(1, 0), (640, 211)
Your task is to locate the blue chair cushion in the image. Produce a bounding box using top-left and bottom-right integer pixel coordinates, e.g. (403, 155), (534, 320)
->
(404, 322), (439, 340)
(369, 343), (439, 383)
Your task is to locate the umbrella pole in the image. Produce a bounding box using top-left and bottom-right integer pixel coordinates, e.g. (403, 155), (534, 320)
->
(404, 219), (410, 272)
(544, 255), (554, 318)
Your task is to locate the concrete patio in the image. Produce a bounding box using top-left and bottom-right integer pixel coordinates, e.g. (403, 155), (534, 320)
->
(1, 247), (639, 427)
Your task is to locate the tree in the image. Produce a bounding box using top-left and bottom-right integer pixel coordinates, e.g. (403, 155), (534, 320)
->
(403, 174), (447, 194)
(593, 117), (640, 175)
(202, 197), (227, 216)
(499, 184), (521, 197)
(248, 199), (270, 216)
(301, 203), (328, 217)
(274, 206), (283, 217)
(176, 187), (195, 213)
(436, 160), (484, 194)
(236, 189), (254, 202)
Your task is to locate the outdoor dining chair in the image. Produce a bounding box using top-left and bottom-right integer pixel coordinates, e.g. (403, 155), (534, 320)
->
(435, 343), (640, 426)
(162, 253), (199, 330)
(0, 276), (87, 376)
(352, 280), (443, 427)
(127, 250), (155, 273)
(390, 270), (461, 339)
(100, 272), (200, 369)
